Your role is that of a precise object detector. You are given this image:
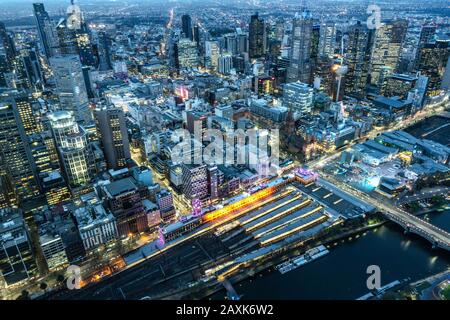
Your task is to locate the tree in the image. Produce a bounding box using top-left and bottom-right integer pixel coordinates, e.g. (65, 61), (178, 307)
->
(56, 274), (65, 286)
(40, 282), (48, 292)
(16, 290), (30, 300)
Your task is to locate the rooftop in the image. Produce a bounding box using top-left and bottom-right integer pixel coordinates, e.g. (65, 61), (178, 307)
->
(104, 177), (137, 197)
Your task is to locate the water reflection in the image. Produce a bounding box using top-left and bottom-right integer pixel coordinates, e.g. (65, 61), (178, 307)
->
(210, 210), (450, 300)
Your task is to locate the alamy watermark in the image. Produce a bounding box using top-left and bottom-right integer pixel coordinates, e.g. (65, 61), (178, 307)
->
(66, 265), (81, 290)
(366, 265), (381, 290)
(66, 2), (82, 30)
(367, 5), (382, 30)
(170, 123), (280, 176)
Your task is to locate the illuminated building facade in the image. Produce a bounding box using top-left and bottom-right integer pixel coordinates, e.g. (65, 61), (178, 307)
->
(205, 41), (220, 70)
(344, 21), (374, 98)
(380, 73), (418, 100)
(415, 24), (436, 69)
(102, 178), (148, 238)
(370, 20), (408, 86)
(249, 13), (266, 59)
(39, 233), (68, 270)
(33, 2), (56, 59)
(55, 19), (78, 55)
(182, 164), (209, 200)
(50, 55), (92, 123)
(0, 208), (37, 286)
(416, 40), (450, 96)
(218, 54), (233, 75)
(11, 92), (42, 136)
(74, 204), (118, 251)
(156, 189), (176, 222)
(282, 81), (313, 115)
(287, 9), (313, 84)
(255, 75), (276, 96)
(48, 111), (94, 189)
(76, 30), (97, 67)
(40, 171), (71, 206)
(94, 105), (130, 169)
(318, 22), (336, 58)
(0, 98), (39, 206)
(181, 14), (194, 41)
(178, 38), (198, 69)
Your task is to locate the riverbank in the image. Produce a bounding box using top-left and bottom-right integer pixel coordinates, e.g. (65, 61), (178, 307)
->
(183, 209), (449, 300)
(221, 209), (450, 300)
(376, 268), (450, 300)
(176, 217), (388, 300)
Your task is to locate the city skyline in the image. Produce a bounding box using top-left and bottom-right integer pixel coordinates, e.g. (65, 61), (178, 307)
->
(0, 0), (449, 305)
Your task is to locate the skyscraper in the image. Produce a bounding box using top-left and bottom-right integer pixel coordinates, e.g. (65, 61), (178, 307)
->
(50, 54), (92, 123)
(193, 24), (200, 47)
(318, 22), (336, 57)
(237, 33), (248, 54)
(0, 55), (8, 87)
(0, 22), (17, 68)
(283, 81), (314, 115)
(48, 111), (94, 189)
(55, 18), (78, 55)
(76, 27), (97, 67)
(344, 21), (374, 98)
(418, 24), (436, 47)
(249, 13), (266, 59)
(94, 105), (130, 169)
(370, 20), (408, 86)
(287, 10), (313, 84)
(177, 38), (198, 69)
(310, 24), (321, 81)
(33, 2), (56, 59)
(181, 14), (193, 41)
(97, 31), (112, 71)
(224, 33), (238, 55)
(21, 48), (44, 90)
(415, 24), (437, 69)
(0, 95), (39, 206)
(205, 40), (220, 70)
(218, 54), (233, 75)
(416, 40), (450, 96)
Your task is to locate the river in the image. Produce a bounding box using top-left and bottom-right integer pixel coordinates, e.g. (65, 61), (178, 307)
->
(211, 210), (450, 300)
